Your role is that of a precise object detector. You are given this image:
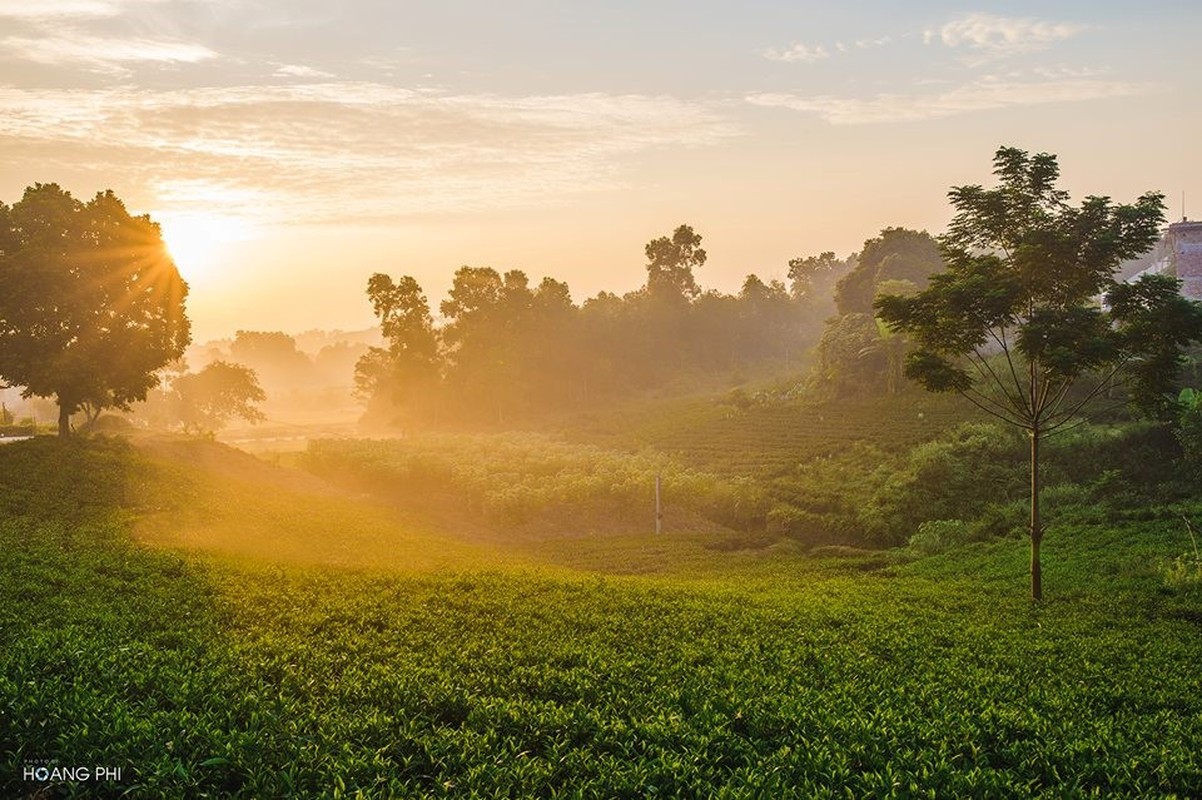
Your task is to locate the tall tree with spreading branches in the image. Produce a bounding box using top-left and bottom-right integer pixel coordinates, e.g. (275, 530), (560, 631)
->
(0, 183), (190, 436)
(877, 147), (1202, 600)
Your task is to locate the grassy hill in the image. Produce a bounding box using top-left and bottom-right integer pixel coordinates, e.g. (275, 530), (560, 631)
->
(3, 423), (1202, 796)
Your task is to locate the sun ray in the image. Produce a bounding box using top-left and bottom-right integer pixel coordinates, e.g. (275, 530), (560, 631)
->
(156, 211), (256, 285)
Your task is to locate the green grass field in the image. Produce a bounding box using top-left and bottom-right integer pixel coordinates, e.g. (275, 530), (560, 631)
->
(3, 430), (1202, 797)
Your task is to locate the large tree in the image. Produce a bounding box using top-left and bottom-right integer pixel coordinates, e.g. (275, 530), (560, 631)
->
(0, 184), (190, 436)
(877, 146), (1202, 600)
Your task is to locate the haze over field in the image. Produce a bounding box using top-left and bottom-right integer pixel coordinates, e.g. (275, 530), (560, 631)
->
(0, 0), (1197, 340)
(6, 4), (1202, 793)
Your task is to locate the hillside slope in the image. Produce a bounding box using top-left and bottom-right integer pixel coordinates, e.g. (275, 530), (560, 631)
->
(2, 436), (1202, 797)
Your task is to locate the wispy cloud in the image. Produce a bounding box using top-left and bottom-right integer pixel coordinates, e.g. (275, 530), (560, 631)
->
(762, 43), (829, 64)
(930, 13), (1087, 61)
(0, 0), (129, 20)
(746, 76), (1151, 125)
(0, 0), (214, 74)
(1, 33), (215, 71)
(856, 36), (892, 49)
(273, 64), (335, 79)
(766, 30), (896, 64)
(0, 82), (738, 221)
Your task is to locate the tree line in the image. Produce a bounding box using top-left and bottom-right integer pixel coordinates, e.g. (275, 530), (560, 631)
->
(0, 182), (957, 435)
(360, 225), (824, 426)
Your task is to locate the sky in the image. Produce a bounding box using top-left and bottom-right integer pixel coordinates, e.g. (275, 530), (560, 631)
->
(0, 0), (1198, 341)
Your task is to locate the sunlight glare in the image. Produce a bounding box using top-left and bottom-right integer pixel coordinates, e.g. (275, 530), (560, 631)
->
(158, 212), (256, 283)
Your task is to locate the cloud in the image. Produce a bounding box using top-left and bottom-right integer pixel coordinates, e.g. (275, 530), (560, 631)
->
(746, 76), (1151, 125)
(273, 64), (335, 79)
(0, 82), (738, 222)
(932, 13), (1086, 60)
(0, 0), (127, 20)
(856, 36), (892, 49)
(0, 0), (214, 74)
(1, 32), (216, 71)
(763, 43), (829, 64)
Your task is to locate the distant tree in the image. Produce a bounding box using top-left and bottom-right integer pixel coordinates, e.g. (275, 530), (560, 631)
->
(355, 274), (440, 423)
(171, 360), (266, 435)
(523, 277), (581, 407)
(872, 279), (919, 395)
(228, 330), (314, 390)
(836, 228), (942, 315)
(645, 224), (706, 301)
(737, 275), (795, 362)
(787, 251), (838, 300)
(877, 146), (1202, 600)
(814, 312), (887, 397)
(0, 183), (190, 436)
(315, 341), (370, 386)
(439, 267), (531, 422)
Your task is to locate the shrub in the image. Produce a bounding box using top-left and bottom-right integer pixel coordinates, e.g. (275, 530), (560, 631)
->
(906, 519), (973, 557)
(861, 423), (1026, 545)
(965, 500), (1028, 540)
(1162, 515), (1202, 590)
(1161, 552), (1202, 589)
(303, 435), (770, 532)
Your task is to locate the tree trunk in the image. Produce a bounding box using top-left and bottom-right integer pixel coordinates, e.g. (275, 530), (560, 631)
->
(58, 402), (70, 438)
(1029, 428), (1043, 601)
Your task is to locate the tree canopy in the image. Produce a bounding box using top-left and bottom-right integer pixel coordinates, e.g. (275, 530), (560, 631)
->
(877, 146), (1202, 599)
(170, 360), (266, 435)
(645, 224), (706, 301)
(0, 183), (191, 436)
(353, 226), (830, 427)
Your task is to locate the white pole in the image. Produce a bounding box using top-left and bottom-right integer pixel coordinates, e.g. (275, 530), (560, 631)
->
(655, 472), (662, 535)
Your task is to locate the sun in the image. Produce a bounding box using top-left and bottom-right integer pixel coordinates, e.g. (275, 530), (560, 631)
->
(157, 212), (255, 283)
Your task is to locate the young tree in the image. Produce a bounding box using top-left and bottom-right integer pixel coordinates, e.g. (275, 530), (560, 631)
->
(171, 361), (266, 435)
(877, 146), (1202, 600)
(0, 183), (190, 436)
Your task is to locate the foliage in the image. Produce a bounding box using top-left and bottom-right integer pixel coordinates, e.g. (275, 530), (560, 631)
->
(876, 146), (1202, 598)
(813, 229), (942, 397)
(860, 423), (1027, 544)
(645, 223), (706, 301)
(227, 330), (315, 393)
(303, 434), (770, 532)
(834, 228), (942, 316)
(906, 519), (974, 557)
(355, 227), (828, 427)
(1161, 515), (1202, 589)
(1174, 387), (1202, 479)
(814, 313), (885, 397)
(0, 183), (191, 436)
(169, 361), (266, 434)
(355, 274), (440, 426)
(4, 438), (1202, 797)
(787, 250), (839, 300)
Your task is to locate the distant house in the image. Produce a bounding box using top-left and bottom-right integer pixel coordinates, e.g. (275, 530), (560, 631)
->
(1123, 220), (1202, 300)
